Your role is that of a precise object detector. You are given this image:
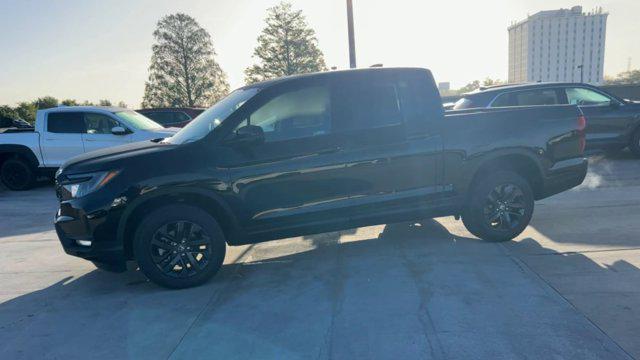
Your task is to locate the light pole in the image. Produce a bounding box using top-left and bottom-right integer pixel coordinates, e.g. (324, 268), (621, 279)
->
(577, 65), (584, 83)
(346, 0), (356, 68)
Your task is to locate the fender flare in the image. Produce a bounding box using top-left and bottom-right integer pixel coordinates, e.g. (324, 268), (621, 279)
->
(457, 147), (546, 196)
(0, 144), (40, 168)
(116, 186), (242, 246)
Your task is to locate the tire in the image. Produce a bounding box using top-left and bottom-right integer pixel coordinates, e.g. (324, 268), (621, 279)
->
(462, 171), (534, 242)
(133, 204), (226, 289)
(629, 128), (640, 158)
(0, 158), (36, 191)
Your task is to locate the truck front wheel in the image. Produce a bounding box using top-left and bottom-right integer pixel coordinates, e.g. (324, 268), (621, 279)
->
(0, 158), (36, 191)
(462, 171), (534, 242)
(133, 204), (226, 289)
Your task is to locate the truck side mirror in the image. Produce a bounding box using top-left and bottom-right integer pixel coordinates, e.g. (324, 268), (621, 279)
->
(111, 126), (127, 135)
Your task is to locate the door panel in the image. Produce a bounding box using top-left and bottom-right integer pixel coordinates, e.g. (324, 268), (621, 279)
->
(221, 135), (352, 231)
(218, 82), (353, 231)
(337, 127), (441, 219)
(41, 112), (85, 167)
(565, 87), (630, 148)
(330, 70), (443, 220)
(579, 105), (635, 148)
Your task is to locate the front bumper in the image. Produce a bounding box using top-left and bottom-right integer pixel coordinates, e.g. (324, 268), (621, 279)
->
(538, 157), (588, 199)
(54, 194), (127, 266)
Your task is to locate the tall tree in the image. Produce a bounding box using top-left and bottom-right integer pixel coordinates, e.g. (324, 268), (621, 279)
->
(34, 96), (58, 109)
(61, 99), (79, 106)
(458, 80), (481, 94)
(605, 70), (640, 85)
(142, 13), (229, 108)
(245, 2), (327, 84)
(13, 102), (37, 124)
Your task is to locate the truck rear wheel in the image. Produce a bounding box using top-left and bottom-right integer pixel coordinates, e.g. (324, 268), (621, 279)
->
(133, 204), (226, 289)
(0, 158), (36, 191)
(462, 171), (534, 242)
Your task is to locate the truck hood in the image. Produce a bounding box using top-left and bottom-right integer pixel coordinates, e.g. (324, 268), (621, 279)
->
(60, 140), (175, 174)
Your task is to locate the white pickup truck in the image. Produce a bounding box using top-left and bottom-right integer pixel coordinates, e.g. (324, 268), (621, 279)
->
(0, 106), (178, 190)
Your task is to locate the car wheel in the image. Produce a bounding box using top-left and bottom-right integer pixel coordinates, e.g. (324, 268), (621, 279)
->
(462, 171), (534, 242)
(0, 158), (36, 191)
(629, 128), (640, 158)
(133, 204), (226, 289)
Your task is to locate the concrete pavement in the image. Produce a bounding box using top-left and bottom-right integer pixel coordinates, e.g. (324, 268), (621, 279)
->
(0, 152), (638, 359)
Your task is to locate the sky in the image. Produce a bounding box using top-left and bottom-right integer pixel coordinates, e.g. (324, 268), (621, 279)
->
(0, 0), (638, 107)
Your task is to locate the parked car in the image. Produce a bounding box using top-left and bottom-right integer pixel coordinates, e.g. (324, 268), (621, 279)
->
(136, 107), (205, 128)
(0, 106), (178, 190)
(54, 68), (587, 288)
(0, 115), (32, 129)
(451, 82), (640, 156)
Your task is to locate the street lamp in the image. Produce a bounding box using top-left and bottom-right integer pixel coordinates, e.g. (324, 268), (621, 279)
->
(577, 65), (584, 83)
(346, 0), (356, 68)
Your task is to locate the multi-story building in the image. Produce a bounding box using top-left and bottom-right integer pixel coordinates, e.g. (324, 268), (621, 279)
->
(508, 6), (607, 84)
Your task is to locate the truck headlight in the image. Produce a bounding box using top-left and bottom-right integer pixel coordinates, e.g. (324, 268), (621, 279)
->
(61, 170), (120, 198)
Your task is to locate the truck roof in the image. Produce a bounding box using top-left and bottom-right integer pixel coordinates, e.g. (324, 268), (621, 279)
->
(38, 106), (128, 114)
(239, 67), (433, 90)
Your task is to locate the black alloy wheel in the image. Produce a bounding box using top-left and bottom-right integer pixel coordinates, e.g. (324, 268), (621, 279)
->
(133, 205), (226, 289)
(482, 183), (526, 231)
(0, 158), (36, 191)
(150, 221), (213, 278)
(462, 170), (534, 242)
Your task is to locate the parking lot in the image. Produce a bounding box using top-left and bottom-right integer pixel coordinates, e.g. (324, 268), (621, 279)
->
(0, 152), (639, 359)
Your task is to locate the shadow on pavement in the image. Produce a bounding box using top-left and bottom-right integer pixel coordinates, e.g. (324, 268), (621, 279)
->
(0, 220), (632, 359)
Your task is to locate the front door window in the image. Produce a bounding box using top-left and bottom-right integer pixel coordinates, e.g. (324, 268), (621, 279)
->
(240, 85), (331, 142)
(566, 88), (612, 106)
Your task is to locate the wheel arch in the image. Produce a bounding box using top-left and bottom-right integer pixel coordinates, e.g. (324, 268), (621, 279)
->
(466, 151), (545, 200)
(118, 188), (243, 260)
(0, 145), (39, 169)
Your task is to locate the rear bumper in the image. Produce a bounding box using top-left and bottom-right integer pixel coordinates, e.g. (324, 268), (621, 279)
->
(538, 157), (588, 199)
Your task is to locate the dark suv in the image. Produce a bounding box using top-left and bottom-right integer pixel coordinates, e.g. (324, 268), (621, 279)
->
(452, 83), (640, 156)
(55, 68), (587, 288)
(136, 108), (205, 128)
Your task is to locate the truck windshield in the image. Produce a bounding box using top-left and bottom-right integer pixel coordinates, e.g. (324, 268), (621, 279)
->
(115, 111), (164, 130)
(166, 88), (260, 145)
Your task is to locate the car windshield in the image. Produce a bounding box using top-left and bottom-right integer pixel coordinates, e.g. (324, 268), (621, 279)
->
(166, 88), (260, 145)
(114, 111), (164, 130)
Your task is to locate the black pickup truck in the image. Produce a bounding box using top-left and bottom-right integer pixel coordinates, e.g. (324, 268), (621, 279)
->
(54, 68), (587, 288)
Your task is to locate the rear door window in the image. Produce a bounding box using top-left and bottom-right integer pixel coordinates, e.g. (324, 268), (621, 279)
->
(492, 89), (561, 107)
(47, 112), (86, 133)
(333, 79), (403, 132)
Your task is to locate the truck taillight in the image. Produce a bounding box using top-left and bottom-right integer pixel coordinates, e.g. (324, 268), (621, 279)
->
(577, 115), (587, 153)
(577, 115), (587, 132)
